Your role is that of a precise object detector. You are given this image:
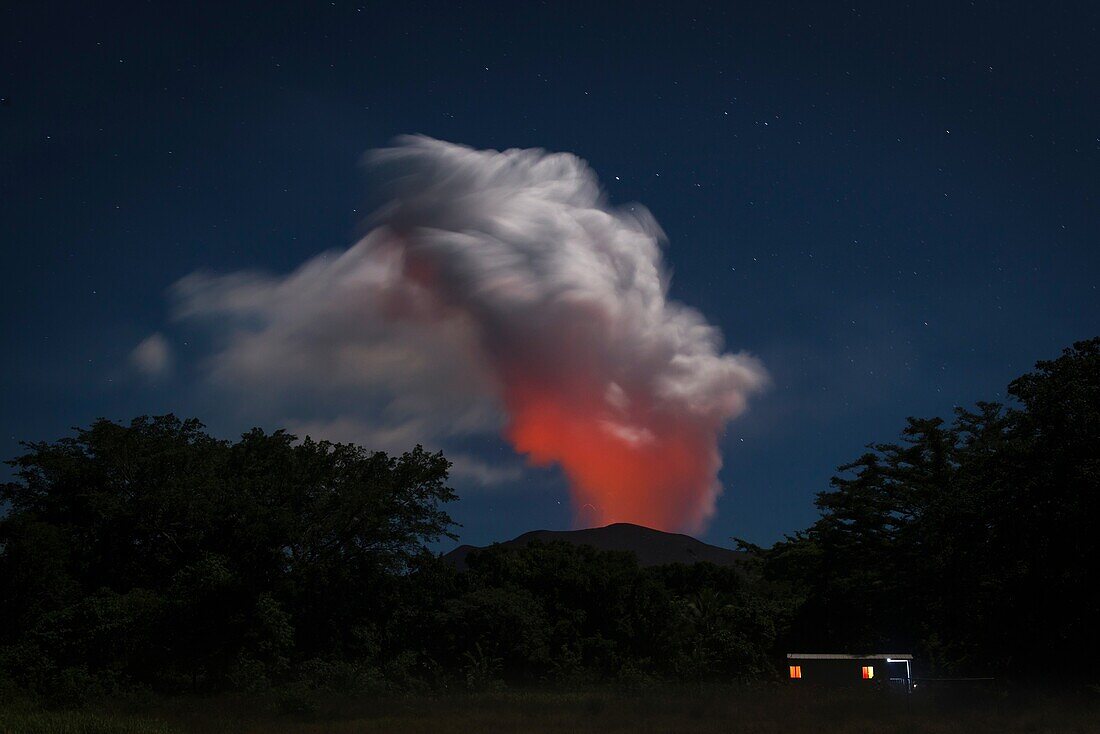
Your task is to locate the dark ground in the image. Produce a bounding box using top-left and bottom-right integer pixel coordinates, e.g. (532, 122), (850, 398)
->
(2, 685), (1098, 734)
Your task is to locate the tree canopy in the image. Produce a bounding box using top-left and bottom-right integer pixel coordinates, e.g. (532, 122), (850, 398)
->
(0, 417), (455, 695)
(1, 337), (1097, 697)
(764, 338), (1100, 678)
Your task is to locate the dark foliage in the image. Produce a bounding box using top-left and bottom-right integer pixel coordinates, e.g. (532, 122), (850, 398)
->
(0, 417), (779, 698)
(0, 419), (455, 696)
(0, 337), (1096, 696)
(762, 337), (1100, 680)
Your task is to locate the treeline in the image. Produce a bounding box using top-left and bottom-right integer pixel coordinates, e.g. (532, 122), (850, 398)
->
(0, 338), (1097, 699)
(0, 419), (779, 701)
(762, 337), (1099, 678)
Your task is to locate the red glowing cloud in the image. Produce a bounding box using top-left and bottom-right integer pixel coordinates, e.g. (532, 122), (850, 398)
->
(167, 137), (767, 531)
(505, 387), (722, 533)
(371, 138), (767, 531)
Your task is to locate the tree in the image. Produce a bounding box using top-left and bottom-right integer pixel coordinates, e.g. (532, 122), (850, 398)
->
(763, 338), (1100, 680)
(0, 415), (456, 692)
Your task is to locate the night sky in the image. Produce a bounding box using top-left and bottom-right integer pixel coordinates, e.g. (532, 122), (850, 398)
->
(3, 1), (1098, 550)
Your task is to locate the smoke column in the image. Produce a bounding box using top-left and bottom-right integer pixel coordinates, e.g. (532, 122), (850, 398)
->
(174, 137), (767, 533)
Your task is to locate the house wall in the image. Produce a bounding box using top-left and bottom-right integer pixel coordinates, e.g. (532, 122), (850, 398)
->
(786, 658), (910, 687)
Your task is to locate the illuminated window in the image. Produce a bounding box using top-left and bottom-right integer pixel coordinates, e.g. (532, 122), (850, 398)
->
(861, 665), (874, 680)
(789, 665), (802, 679)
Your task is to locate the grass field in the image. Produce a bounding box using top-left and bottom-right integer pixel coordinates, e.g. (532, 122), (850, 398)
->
(2, 685), (1098, 734)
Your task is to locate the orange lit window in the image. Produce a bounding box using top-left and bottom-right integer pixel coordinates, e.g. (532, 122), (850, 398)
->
(789, 665), (802, 679)
(861, 665), (874, 679)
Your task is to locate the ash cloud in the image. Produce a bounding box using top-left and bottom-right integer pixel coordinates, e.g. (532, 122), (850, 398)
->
(166, 136), (767, 528)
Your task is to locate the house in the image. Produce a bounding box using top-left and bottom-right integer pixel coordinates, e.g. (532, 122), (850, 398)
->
(786, 653), (913, 690)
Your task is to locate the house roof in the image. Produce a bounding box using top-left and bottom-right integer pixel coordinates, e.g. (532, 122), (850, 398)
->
(786, 653), (913, 660)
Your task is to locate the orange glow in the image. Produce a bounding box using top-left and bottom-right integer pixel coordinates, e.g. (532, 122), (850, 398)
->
(503, 381), (722, 533)
(789, 666), (802, 679)
(396, 248), (731, 534)
(862, 666), (874, 679)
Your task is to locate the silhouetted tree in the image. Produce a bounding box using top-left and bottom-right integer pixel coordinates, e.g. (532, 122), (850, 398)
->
(763, 338), (1100, 680)
(0, 415), (455, 694)
(1, 337), (1096, 696)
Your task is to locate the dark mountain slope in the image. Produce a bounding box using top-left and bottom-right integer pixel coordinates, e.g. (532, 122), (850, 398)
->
(444, 522), (746, 570)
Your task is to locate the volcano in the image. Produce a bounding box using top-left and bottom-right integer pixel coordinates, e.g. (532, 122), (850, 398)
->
(443, 522), (747, 570)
